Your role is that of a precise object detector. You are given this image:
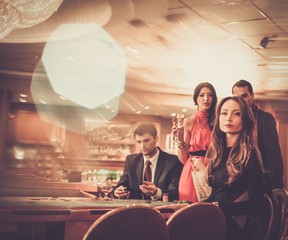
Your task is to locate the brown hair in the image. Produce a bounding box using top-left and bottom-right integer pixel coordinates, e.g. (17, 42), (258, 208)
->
(133, 123), (157, 138)
(207, 96), (263, 184)
(193, 82), (217, 129)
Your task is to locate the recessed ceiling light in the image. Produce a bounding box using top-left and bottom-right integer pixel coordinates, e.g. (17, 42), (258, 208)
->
(126, 46), (139, 54)
(129, 19), (146, 27)
(59, 95), (67, 100)
(67, 56), (75, 61)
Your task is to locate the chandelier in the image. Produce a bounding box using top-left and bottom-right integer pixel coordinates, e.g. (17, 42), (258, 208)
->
(0, 0), (64, 39)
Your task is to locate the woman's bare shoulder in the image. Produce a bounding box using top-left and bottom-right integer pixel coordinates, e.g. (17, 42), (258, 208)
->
(184, 115), (196, 128)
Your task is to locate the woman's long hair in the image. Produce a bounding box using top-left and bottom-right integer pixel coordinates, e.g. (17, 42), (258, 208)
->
(193, 82), (217, 130)
(207, 96), (263, 184)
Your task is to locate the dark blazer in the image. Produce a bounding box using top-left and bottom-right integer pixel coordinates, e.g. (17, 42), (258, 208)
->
(115, 147), (182, 201)
(253, 105), (284, 192)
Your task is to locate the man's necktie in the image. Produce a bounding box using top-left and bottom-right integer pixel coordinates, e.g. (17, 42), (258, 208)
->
(144, 160), (152, 182)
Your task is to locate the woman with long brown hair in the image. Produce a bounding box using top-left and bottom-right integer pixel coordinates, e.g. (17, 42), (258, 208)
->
(206, 96), (265, 240)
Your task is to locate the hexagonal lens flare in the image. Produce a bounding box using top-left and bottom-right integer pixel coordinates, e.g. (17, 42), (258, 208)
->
(31, 60), (120, 134)
(31, 24), (126, 133)
(42, 23), (126, 109)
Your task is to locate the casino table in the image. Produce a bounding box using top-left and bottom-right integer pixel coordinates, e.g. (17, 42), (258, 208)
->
(0, 195), (187, 240)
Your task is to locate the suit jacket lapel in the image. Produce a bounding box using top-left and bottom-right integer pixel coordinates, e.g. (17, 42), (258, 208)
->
(154, 150), (164, 184)
(136, 155), (144, 184)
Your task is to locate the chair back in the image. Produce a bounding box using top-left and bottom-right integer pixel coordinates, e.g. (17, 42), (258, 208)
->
(244, 193), (274, 240)
(270, 189), (288, 240)
(82, 205), (169, 240)
(166, 202), (226, 240)
(154, 203), (188, 220)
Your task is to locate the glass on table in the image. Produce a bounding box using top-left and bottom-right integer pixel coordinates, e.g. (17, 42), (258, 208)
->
(100, 180), (114, 200)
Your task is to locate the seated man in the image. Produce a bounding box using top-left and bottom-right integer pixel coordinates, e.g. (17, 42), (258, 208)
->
(114, 123), (182, 201)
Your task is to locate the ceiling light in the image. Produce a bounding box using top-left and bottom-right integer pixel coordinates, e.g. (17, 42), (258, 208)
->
(0, 0), (64, 39)
(129, 19), (146, 27)
(259, 34), (279, 49)
(259, 36), (270, 49)
(126, 46), (139, 54)
(19, 98), (27, 103)
(67, 56), (75, 61)
(59, 95), (67, 100)
(165, 13), (184, 23)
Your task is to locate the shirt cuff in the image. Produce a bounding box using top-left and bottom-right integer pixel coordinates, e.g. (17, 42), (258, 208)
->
(151, 187), (162, 200)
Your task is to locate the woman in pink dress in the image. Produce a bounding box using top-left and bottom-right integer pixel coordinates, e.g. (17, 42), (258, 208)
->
(172, 82), (217, 202)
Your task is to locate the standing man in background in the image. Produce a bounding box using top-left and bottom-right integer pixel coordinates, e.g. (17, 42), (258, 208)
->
(232, 79), (287, 239)
(114, 123), (182, 202)
(232, 79), (284, 197)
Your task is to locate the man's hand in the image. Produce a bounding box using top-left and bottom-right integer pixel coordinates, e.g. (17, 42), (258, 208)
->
(139, 181), (157, 197)
(114, 185), (130, 199)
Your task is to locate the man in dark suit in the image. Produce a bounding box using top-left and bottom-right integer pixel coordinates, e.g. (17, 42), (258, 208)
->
(232, 79), (284, 196)
(232, 80), (287, 240)
(114, 123), (182, 202)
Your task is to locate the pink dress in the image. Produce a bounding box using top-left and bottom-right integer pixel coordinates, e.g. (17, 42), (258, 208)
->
(178, 110), (211, 202)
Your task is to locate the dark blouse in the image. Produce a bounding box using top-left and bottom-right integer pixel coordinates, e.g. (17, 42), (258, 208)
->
(207, 147), (264, 216)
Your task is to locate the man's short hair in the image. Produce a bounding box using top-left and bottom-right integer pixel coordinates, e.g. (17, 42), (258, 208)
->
(232, 79), (254, 94)
(133, 123), (157, 138)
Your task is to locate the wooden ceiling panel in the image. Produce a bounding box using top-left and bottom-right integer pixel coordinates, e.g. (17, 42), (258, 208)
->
(220, 19), (282, 36)
(256, 48), (288, 59)
(192, 2), (265, 24)
(180, 0), (216, 7)
(254, 0), (288, 18)
(273, 17), (288, 32)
